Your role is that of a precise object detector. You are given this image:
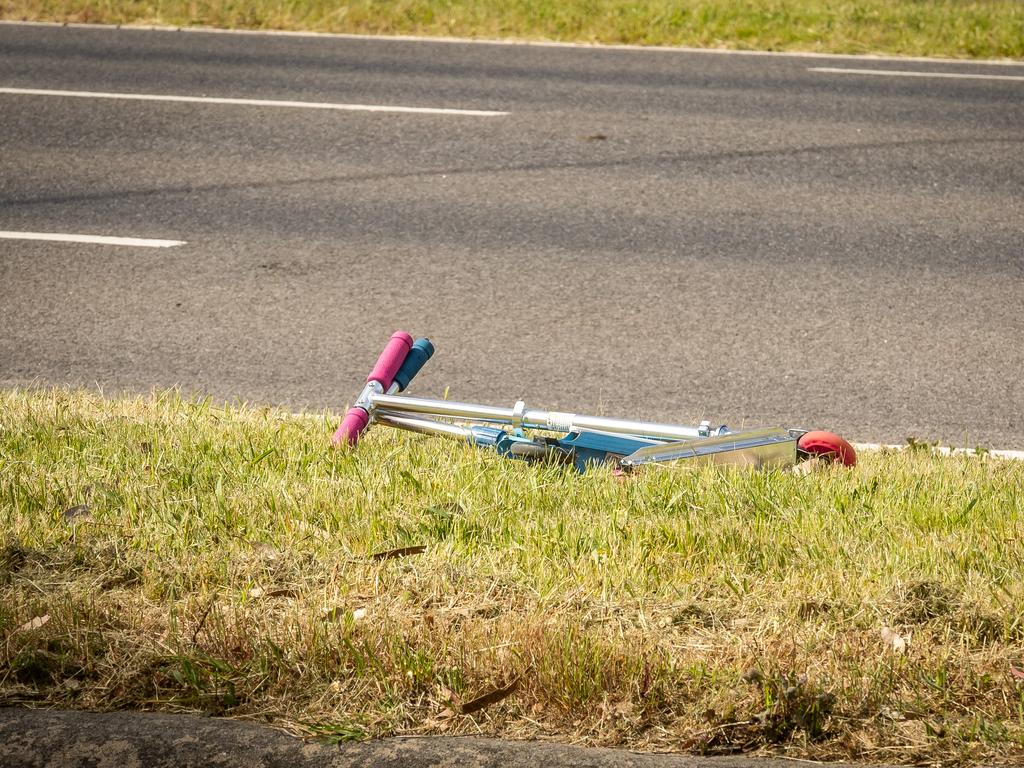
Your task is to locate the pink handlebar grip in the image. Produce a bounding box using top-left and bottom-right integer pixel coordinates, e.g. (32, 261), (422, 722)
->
(367, 331), (414, 390)
(332, 407), (370, 447)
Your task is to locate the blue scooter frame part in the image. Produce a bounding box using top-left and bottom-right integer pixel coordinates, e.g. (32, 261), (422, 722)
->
(463, 425), (664, 472)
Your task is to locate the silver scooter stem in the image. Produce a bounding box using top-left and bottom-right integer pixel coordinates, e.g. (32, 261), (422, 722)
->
(374, 410), (474, 440)
(367, 393), (725, 442)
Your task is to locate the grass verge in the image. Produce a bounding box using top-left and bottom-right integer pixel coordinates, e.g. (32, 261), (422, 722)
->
(2, 388), (1023, 764)
(3, 1), (1024, 59)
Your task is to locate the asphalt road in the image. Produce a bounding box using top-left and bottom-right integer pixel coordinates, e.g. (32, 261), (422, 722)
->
(1, 23), (1022, 447)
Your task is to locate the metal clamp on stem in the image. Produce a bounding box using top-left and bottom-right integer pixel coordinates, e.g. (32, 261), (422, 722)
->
(356, 381), (384, 415)
(699, 420), (731, 437)
(511, 400), (527, 430)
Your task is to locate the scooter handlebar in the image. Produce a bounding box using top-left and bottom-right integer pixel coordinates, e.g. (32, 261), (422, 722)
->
(332, 330), (413, 448)
(332, 406), (370, 447)
(391, 337), (434, 392)
(367, 331), (414, 390)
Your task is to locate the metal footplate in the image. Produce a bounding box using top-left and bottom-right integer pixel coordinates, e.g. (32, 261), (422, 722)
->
(618, 427), (797, 469)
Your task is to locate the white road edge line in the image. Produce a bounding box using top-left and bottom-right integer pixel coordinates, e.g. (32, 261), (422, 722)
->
(0, 231), (186, 248)
(4, 20), (1024, 67)
(809, 66), (1024, 82)
(853, 443), (1024, 461)
(0, 86), (508, 116)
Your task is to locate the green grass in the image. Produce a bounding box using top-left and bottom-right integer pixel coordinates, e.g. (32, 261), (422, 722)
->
(3, 0), (1024, 59)
(2, 388), (1024, 763)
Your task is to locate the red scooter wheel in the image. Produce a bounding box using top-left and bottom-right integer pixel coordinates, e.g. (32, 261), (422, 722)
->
(797, 431), (857, 467)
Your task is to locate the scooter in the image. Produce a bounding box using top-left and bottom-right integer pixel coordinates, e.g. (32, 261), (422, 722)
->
(332, 331), (856, 471)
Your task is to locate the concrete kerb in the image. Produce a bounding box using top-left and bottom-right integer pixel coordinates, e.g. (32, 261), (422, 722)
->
(0, 708), (893, 768)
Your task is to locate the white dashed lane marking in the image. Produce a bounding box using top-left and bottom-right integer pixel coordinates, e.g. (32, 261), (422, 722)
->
(0, 87), (509, 116)
(809, 67), (1024, 82)
(0, 231), (186, 248)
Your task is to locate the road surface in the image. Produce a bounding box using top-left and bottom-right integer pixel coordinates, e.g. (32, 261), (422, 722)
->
(1, 23), (1022, 446)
